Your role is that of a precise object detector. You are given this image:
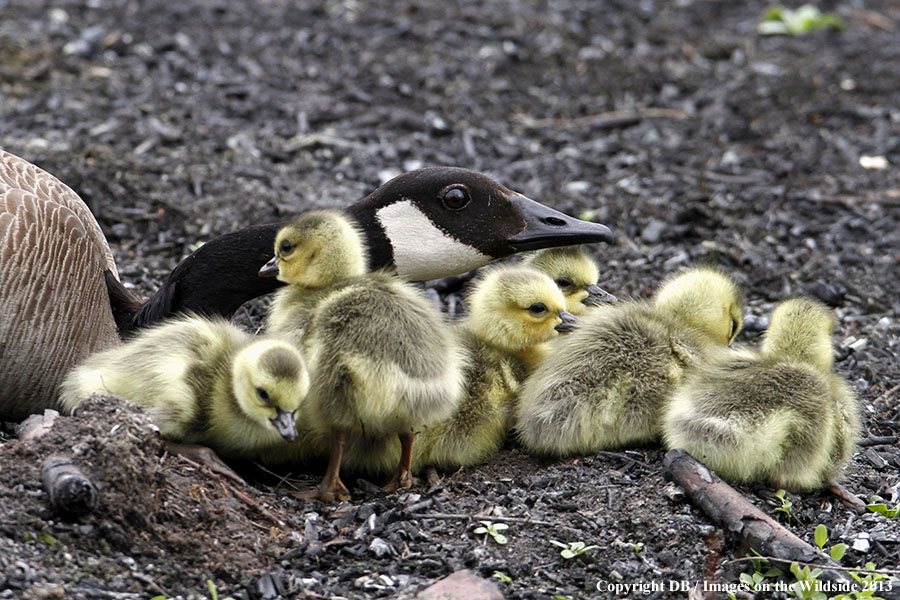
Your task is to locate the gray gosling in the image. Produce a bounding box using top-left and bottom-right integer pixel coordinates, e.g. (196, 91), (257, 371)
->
(59, 315), (309, 475)
(515, 267), (743, 456)
(523, 246), (616, 315)
(662, 297), (860, 490)
(414, 265), (579, 471)
(259, 210), (465, 502)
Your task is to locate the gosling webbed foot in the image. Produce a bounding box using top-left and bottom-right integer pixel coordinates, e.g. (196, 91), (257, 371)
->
(296, 477), (350, 502)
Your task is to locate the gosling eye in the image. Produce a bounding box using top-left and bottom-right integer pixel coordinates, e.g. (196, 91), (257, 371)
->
(279, 240), (295, 255)
(256, 387), (272, 404)
(527, 302), (548, 316)
(555, 278), (574, 291)
(441, 186), (470, 210)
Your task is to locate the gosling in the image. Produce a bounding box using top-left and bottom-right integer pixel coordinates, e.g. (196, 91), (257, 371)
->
(260, 210), (465, 501)
(662, 297), (860, 490)
(59, 315), (309, 475)
(515, 266), (743, 456)
(414, 265), (579, 471)
(523, 246), (616, 315)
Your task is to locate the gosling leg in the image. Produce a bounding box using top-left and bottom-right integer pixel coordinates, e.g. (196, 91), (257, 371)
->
(165, 441), (246, 486)
(383, 432), (414, 492)
(298, 430), (350, 502)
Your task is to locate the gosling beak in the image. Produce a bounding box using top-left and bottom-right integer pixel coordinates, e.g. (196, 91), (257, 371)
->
(584, 283), (618, 306)
(555, 311), (580, 334)
(506, 194), (616, 251)
(258, 255), (279, 278)
(271, 408), (298, 441)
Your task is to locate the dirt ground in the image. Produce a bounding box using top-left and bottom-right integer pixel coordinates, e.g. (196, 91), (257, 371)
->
(2, 0), (900, 598)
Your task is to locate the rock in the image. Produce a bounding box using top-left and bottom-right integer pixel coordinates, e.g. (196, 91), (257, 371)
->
(416, 569), (504, 600)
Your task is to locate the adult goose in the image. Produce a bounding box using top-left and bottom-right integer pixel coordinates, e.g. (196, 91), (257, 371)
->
(0, 149), (615, 421)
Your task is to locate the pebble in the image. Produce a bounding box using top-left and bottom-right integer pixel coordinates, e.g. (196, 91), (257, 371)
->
(416, 570), (503, 600)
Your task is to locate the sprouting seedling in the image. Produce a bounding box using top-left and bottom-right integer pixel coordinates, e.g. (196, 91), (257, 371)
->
(775, 489), (793, 523)
(492, 571), (512, 584)
(550, 540), (598, 560)
(814, 524), (848, 561)
(866, 496), (900, 518)
(740, 552), (783, 593)
(473, 521), (509, 545)
(789, 562), (825, 600)
(757, 4), (846, 36)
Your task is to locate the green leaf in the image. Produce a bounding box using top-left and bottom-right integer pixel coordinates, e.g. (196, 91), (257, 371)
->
(550, 540), (568, 548)
(739, 573), (755, 586)
(560, 549), (575, 559)
(207, 580), (219, 600)
(830, 543), (848, 561)
(473, 527), (488, 535)
(494, 533), (508, 545)
(814, 524), (828, 549)
(493, 523), (509, 531)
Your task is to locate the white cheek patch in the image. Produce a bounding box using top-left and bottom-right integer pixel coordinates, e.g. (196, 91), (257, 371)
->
(376, 200), (492, 281)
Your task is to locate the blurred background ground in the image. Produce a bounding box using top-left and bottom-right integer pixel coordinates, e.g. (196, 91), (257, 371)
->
(1, 0), (899, 598)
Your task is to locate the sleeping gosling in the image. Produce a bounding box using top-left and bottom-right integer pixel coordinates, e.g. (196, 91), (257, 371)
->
(661, 297), (860, 490)
(523, 246), (616, 315)
(59, 315), (309, 465)
(515, 266), (743, 457)
(413, 265), (579, 471)
(259, 210), (465, 501)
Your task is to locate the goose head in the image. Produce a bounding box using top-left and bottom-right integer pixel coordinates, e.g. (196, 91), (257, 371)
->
(346, 167), (616, 282)
(259, 210), (367, 288)
(232, 339), (309, 441)
(761, 297), (835, 373)
(523, 246), (617, 315)
(652, 267), (744, 345)
(466, 265), (579, 355)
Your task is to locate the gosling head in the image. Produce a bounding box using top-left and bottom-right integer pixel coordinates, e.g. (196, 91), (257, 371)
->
(762, 297), (835, 373)
(523, 246), (615, 315)
(467, 265), (578, 354)
(232, 339), (309, 441)
(259, 210), (368, 288)
(652, 267), (744, 345)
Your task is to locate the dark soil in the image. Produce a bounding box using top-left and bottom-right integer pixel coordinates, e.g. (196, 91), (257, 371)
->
(2, 0), (899, 598)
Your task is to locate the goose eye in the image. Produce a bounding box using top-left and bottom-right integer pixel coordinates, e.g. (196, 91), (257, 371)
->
(555, 278), (574, 290)
(441, 186), (470, 210)
(527, 303), (548, 315)
(279, 240), (295, 255)
(256, 387), (271, 403)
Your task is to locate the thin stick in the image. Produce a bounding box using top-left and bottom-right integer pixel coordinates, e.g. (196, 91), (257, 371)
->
(727, 556), (900, 576)
(225, 483), (285, 528)
(858, 435), (898, 447)
(418, 512), (556, 526)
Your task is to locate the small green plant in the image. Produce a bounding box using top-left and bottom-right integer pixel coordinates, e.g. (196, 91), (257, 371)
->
(473, 521), (509, 545)
(813, 524), (848, 561)
(550, 540), (598, 559)
(492, 571), (512, 584)
(775, 489), (793, 522)
(758, 4), (846, 36)
(833, 562), (893, 600)
(740, 553), (783, 592)
(789, 562), (826, 600)
(150, 580), (236, 600)
(866, 496), (900, 518)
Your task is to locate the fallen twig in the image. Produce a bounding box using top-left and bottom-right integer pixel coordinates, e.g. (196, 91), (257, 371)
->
(727, 555), (900, 577)
(858, 435), (899, 447)
(225, 483), (286, 529)
(662, 449), (857, 590)
(418, 512), (557, 527)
